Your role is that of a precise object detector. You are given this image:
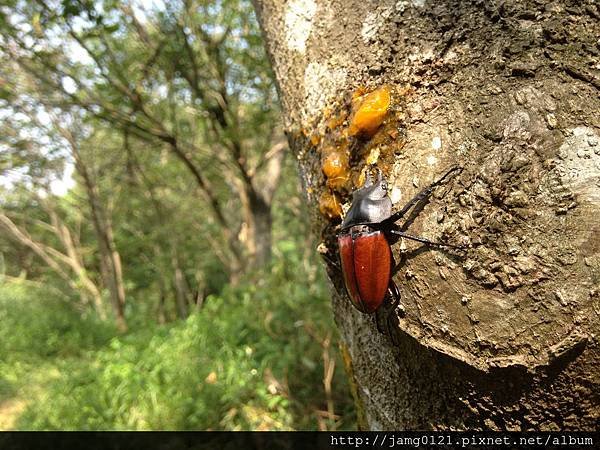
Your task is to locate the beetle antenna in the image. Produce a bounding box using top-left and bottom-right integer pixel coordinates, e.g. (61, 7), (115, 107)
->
(390, 229), (464, 250)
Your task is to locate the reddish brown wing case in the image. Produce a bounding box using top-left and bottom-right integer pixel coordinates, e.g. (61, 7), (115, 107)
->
(338, 230), (392, 313)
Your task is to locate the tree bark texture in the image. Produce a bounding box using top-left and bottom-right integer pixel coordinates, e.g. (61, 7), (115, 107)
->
(254, 0), (599, 430)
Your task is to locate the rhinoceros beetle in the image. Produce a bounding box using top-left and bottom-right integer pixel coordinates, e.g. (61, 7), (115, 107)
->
(337, 166), (462, 315)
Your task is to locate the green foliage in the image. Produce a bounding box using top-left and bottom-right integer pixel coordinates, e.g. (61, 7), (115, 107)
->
(0, 283), (115, 361)
(0, 0), (357, 431)
(4, 245), (354, 430)
(0, 282), (115, 401)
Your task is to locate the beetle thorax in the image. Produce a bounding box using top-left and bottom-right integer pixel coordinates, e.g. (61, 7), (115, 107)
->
(340, 174), (392, 229)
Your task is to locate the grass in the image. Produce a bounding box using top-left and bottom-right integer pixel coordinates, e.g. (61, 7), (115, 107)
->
(0, 253), (355, 430)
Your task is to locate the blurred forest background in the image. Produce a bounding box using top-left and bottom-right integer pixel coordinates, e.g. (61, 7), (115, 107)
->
(0, 0), (355, 429)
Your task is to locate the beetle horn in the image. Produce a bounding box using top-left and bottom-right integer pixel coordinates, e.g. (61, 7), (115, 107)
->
(364, 166), (383, 187)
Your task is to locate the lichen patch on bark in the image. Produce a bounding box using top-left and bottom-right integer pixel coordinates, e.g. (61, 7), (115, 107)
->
(284, 0), (317, 54)
(304, 62), (349, 123)
(557, 127), (600, 203)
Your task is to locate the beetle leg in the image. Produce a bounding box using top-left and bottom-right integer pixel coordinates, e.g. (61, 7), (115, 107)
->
(386, 281), (402, 346)
(388, 280), (403, 315)
(386, 166), (462, 224)
(374, 288), (394, 337)
(390, 229), (463, 250)
(319, 251), (342, 272)
(374, 281), (403, 345)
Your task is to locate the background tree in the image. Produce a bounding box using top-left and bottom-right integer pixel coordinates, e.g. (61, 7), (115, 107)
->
(0, 0), (289, 327)
(1, 0), (284, 281)
(254, 0), (599, 430)
(0, 0), (357, 431)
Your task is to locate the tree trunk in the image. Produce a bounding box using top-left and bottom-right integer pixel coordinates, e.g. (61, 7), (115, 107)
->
(0, 212), (105, 316)
(241, 186), (274, 268)
(104, 219), (127, 332)
(45, 208), (107, 319)
(254, 0), (599, 430)
(156, 275), (167, 325)
(237, 139), (286, 270)
(250, 196), (273, 268)
(70, 139), (128, 332)
(171, 247), (190, 319)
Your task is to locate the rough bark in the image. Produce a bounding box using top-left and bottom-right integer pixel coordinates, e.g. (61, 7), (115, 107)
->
(254, 0), (600, 430)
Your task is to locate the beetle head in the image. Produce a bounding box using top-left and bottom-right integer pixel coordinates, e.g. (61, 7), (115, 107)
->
(363, 170), (388, 196)
(340, 170), (393, 229)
